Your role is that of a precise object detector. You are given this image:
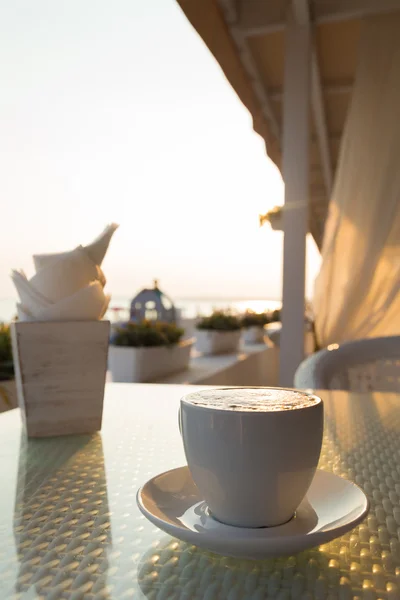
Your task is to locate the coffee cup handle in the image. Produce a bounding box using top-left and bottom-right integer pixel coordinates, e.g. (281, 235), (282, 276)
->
(178, 407), (182, 435)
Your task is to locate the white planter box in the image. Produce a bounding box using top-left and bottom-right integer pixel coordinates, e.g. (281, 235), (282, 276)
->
(11, 320), (110, 437)
(0, 379), (17, 413)
(108, 338), (194, 383)
(243, 326), (265, 345)
(195, 329), (242, 355)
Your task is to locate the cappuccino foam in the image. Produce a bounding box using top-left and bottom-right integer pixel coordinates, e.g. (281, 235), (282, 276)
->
(183, 388), (319, 412)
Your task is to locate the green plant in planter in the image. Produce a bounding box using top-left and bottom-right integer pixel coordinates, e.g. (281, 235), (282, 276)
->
(112, 320), (184, 348)
(271, 309), (281, 322)
(0, 324), (14, 382)
(241, 312), (270, 328)
(197, 311), (241, 332)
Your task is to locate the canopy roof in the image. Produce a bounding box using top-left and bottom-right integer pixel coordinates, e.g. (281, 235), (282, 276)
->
(177, 0), (400, 247)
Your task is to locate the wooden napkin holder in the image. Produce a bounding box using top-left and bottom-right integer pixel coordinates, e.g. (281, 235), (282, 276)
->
(11, 320), (110, 437)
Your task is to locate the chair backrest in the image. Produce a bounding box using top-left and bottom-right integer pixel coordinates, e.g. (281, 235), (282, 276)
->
(294, 336), (400, 392)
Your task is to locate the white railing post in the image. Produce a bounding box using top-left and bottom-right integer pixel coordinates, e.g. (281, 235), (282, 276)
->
(279, 8), (311, 387)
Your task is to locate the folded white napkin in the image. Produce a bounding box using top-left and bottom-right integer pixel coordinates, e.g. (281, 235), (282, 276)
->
(11, 223), (118, 322)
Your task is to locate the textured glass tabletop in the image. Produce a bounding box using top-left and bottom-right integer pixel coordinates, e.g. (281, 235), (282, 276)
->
(1, 383), (400, 599)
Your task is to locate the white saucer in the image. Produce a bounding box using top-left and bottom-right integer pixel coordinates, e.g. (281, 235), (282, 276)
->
(137, 466), (369, 559)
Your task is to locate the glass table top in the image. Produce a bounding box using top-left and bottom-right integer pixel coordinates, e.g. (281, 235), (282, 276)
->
(1, 383), (400, 599)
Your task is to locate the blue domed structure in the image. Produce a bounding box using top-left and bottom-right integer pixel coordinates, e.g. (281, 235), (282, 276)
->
(130, 280), (176, 323)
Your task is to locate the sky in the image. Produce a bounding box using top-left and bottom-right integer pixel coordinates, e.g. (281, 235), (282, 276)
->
(0, 0), (321, 302)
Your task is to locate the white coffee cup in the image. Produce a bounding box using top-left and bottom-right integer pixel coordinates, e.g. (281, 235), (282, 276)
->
(180, 387), (323, 528)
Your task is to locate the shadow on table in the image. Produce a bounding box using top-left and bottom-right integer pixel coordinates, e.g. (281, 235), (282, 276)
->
(137, 536), (331, 599)
(13, 433), (113, 598)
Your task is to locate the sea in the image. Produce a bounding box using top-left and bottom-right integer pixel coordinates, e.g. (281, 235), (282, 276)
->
(0, 297), (281, 323)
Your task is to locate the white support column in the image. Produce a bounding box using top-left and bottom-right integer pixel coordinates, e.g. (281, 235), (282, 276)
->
(279, 9), (311, 387)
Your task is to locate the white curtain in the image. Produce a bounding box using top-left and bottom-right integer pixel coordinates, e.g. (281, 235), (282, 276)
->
(314, 14), (400, 347)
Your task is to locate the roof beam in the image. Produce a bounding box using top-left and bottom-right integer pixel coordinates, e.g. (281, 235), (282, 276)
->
(218, 0), (281, 141)
(269, 82), (352, 101)
(314, 0), (400, 23)
(240, 0), (400, 36)
(310, 52), (333, 194)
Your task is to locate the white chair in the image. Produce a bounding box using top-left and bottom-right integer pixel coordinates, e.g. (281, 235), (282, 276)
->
(294, 336), (400, 392)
